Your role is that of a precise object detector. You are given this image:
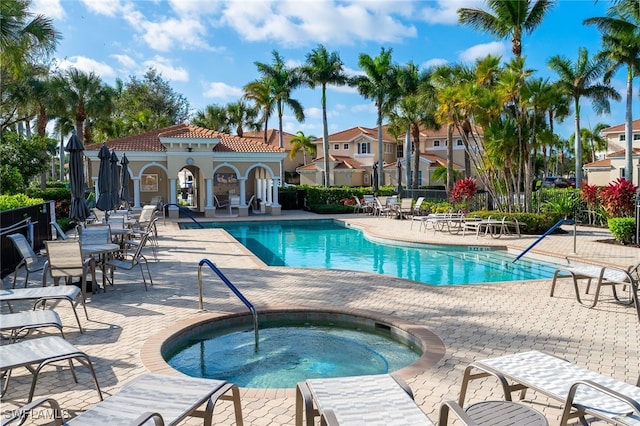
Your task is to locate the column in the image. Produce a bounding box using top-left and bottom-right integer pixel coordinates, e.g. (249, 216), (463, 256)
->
(133, 178), (141, 208)
(205, 177), (215, 218)
(168, 178), (179, 219)
(272, 177), (280, 206)
(93, 177), (99, 201)
(266, 179), (273, 205)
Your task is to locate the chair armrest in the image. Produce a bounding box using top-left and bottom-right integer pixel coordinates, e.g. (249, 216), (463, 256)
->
(2, 397), (64, 426)
(565, 379), (640, 416)
(438, 400), (479, 426)
(131, 411), (165, 426)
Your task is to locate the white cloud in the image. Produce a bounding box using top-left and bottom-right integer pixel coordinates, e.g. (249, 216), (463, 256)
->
(422, 58), (449, 69)
(221, 0), (416, 46)
(459, 42), (506, 63)
(419, 0), (483, 25)
(81, 0), (123, 17)
(31, 0), (65, 20)
(143, 56), (189, 82)
(330, 84), (359, 95)
(203, 82), (244, 99)
(351, 103), (376, 114)
(54, 56), (115, 78)
(112, 54), (137, 69)
(168, 0), (222, 17)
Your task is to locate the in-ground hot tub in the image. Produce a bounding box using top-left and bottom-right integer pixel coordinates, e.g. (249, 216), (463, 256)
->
(142, 307), (445, 396)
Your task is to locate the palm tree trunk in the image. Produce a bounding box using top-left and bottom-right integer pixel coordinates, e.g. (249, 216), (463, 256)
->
(574, 100), (582, 189)
(446, 123), (454, 192)
(322, 85), (330, 188)
(624, 65), (633, 183)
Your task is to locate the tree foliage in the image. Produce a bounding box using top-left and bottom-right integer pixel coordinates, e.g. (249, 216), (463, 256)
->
(0, 131), (50, 193)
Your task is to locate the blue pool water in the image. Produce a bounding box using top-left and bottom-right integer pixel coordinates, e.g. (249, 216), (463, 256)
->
(181, 220), (559, 285)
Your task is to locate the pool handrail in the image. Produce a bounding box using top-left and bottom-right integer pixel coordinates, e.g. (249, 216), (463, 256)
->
(513, 218), (576, 263)
(163, 203), (204, 228)
(198, 258), (259, 351)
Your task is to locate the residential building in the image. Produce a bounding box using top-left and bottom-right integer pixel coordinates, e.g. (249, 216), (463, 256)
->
(584, 119), (640, 186)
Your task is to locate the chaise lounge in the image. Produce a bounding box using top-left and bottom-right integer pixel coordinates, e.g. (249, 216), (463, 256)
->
(458, 350), (640, 426)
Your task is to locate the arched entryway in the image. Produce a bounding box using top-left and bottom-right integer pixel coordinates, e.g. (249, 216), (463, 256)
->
(178, 165), (199, 211)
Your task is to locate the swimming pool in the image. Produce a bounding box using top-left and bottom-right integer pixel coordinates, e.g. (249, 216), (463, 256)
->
(181, 220), (558, 285)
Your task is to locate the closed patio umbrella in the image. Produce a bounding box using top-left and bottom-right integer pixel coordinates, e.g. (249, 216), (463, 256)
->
(396, 161), (402, 195)
(95, 143), (113, 212)
(65, 130), (90, 222)
(372, 163), (379, 195)
(110, 150), (120, 210)
(119, 153), (130, 209)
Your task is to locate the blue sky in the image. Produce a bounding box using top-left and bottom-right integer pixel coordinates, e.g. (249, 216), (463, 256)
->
(32, 0), (637, 140)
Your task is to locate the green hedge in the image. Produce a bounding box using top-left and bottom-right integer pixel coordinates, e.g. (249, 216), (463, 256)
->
(0, 194), (44, 211)
(608, 217), (635, 244)
(26, 187), (71, 202)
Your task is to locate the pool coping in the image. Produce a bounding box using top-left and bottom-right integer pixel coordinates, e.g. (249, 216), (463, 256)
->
(141, 305), (446, 398)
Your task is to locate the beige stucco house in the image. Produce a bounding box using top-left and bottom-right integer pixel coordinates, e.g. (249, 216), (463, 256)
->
(584, 119), (640, 187)
(84, 123), (287, 218)
(297, 125), (468, 187)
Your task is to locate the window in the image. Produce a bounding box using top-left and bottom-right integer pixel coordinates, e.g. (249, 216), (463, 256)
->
(433, 140), (440, 147)
(396, 144), (404, 158)
(620, 168), (626, 178)
(357, 142), (371, 154)
(333, 144), (339, 150)
(620, 135), (626, 141)
(384, 143), (394, 154)
(457, 139), (463, 146)
(343, 143), (349, 150)
(634, 134), (640, 141)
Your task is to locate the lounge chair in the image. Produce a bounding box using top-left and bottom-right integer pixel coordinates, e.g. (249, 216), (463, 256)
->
(0, 286), (87, 333)
(395, 198), (414, 219)
(352, 196), (369, 215)
(0, 336), (102, 403)
(7, 233), (46, 288)
(458, 350), (640, 426)
(106, 230), (153, 290)
(3, 373), (244, 425)
(413, 196), (425, 216)
(550, 262), (639, 321)
(0, 310), (64, 343)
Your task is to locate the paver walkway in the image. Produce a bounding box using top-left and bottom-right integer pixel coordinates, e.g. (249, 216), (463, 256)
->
(1, 211), (638, 425)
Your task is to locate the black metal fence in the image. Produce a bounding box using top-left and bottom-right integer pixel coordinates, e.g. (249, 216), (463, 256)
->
(1, 201), (54, 279)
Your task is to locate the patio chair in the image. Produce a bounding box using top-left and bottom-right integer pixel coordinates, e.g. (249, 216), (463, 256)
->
(50, 221), (69, 241)
(43, 240), (93, 302)
(7, 233), (46, 288)
(229, 195), (241, 216)
(1, 310), (64, 343)
(0, 335), (102, 403)
(106, 230), (153, 291)
(352, 196), (369, 214)
(396, 198), (414, 219)
(213, 195), (228, 209)
(3, 373), (244, 426)
(0, 286), (87, 333)
(458, 350), (640, 426)
(135, 204), (158, 229)
(412, 197), (425, 216)
(129, 216), (159, 261)
(550, 262), (639, 321)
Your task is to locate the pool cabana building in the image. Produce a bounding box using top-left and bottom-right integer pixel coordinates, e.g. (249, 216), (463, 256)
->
(84, 123), (287, 218)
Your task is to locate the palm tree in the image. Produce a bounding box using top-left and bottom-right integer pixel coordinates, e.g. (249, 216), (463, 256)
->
(289, 131), (317, 165)
(52, 68), (114, 145)
(192, 104), (232, 133)
(254, 51), (305, 148)
(225, 100), (260, 138)
(352, 48), (400, 188)
(458, 0), (555, 58)
(243, 79), (275, 144)
(585, 1), (640, 182)
(0, 0), (59, 77)
(301, 45), (349, 187)
(548, 48), (621, 188)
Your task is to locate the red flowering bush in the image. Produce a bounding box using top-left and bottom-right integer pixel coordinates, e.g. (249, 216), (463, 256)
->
(581, 184), (600, 209)
(600, 178), (637, 217)
(449, 178), (478, 204)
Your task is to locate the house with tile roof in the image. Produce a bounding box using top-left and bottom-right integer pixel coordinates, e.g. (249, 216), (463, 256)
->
(298, 125), (468, 187)
(84, 123), (287, 218)
(584, 119), (640, 186)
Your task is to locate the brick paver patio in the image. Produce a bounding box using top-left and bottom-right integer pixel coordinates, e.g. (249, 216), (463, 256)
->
(2, 211), (638, 425)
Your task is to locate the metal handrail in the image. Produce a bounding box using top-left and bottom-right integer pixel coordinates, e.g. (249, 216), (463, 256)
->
(197, 258), (259, 351)
(513, 218), (576, 263)
(163, 203), (204, 228)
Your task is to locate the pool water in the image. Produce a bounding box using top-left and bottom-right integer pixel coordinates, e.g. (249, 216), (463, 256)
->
(181, 220), (559, 285)
(166, 323), (420, 388)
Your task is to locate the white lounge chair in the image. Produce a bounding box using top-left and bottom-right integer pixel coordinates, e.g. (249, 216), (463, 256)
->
(0, 286), (87, 333)
(0, 336), (102, 403)
(3, 373), (244, 426)
(0, 310), (64, 343)
(458, 350), (640, 426)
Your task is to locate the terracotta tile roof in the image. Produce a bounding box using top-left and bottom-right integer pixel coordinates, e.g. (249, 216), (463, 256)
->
(85, 123), (284, 153)
(243, 129), (298, 149)
(303, 155), (365, 171)
(601, 119), (640, 134)
(420, 153), (464, 169)
(584, 158), (612, 168)
(604, 147), (640, 158)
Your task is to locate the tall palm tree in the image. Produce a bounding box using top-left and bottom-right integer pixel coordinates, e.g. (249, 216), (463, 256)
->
(289, 130), (317, 165)
(352, 48), (400, 188)
(585, 0), (640, 182)
(52, 68), (114, 145)
(254, 51), (305, 148)
(301, 45), (349, 187)
(243, 78), (275, 143)
(192, 104), (231, 133)
(458, 0), (556, 58)
(548, 48), (621, 188)
(0, 0), (59, 77)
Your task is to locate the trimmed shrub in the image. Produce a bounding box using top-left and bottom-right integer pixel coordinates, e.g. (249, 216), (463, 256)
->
(608, 217), (636, 244)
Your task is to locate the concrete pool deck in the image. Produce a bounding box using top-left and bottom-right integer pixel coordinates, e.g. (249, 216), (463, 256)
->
(2, 210), (639, 425)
